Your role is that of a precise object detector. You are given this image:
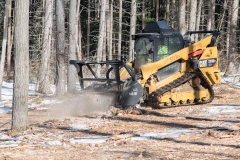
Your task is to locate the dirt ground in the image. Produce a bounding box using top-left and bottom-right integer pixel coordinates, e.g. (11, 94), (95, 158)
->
(0, 83), (240, 160)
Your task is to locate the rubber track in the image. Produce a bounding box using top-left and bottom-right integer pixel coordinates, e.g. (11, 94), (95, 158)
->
(148, 72), (214, 109)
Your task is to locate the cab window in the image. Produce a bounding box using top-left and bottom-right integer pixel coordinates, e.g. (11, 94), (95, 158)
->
(135, 37), (153, 66)
(157, 37), (182, 60)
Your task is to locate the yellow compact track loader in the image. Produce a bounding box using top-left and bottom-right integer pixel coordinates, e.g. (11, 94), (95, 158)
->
(70, 20), (221, 109)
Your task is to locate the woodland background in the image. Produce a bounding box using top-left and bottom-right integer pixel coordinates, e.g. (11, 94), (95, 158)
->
(0, 0), (240, 94)
(0, 0), (239, 131)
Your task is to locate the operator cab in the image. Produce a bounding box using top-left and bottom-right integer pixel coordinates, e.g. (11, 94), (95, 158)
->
(132, 20), (184, 70)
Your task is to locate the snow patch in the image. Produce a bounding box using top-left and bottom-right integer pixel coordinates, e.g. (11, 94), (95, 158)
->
(221, 76), (240, 88)
(70, 136), (110, 144)
(0, 106), (11, 113)
(70, 123), (90, 130)
(45, 140), (62, 146)
(200, 105), (240, 117)
(1, 81), (59, 113)
(0, 141), (18, 148)
(131, 129), (198, 141)
(36, 107), (48, 111)
(42, 99), (57, 105)
(1, 81), (13, 101)
(0, 134), (19, 148)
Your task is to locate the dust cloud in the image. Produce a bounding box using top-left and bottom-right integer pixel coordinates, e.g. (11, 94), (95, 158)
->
(45, 92), (118, 119)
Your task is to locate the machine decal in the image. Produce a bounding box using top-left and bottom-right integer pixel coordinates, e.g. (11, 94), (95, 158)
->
(199, 58), (217, 68)
(163, 55), (180, 65)
(129, 88), (138, 96)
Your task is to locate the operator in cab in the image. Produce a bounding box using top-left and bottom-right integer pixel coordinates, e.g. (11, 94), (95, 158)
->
(158, 40), (169, 60)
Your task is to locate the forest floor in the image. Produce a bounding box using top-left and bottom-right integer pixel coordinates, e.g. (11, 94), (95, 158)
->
(0, 83), (240, 160)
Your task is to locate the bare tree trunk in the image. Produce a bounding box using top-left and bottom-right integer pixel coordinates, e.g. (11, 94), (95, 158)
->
(226, 1), (231, 61)
(189, 0), (197, 40)
(12, 0), (29, 132)
(200, 0), (205, 39)
(171, 0), (177, 28)
(113, 33), (116, 56)
(129, 0), (137, 61)
(195, 0), (203, 41)
(87, 0), (91, 58)
(38, 0), (53, 94)
(109, 0), (113, 60)
(96, 0), (106, 76)
(0, 0), (10, 100)
(178, 0), (186, 35)
(217, 0), (228, 31)
(226, 0), (239, 75)
(76, 0), (82, 60)
(150, 0), (154, 19)
(6, 0), (12, 78)
(155, 0), (159, 21)
(97, 0), (100, 18)
(165, 0), (170, 22)
(68, 0), (77, 93)
(142, 0), (145, 30)
(118, 0), (122, 60)
(185, 0), (190, 31)
(207, 0), (215, 30)
(103, 0), (109, 61)
(229, 0), (239, 55)
(55, 0), (66, 96)
(189, 1), (196, 31)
